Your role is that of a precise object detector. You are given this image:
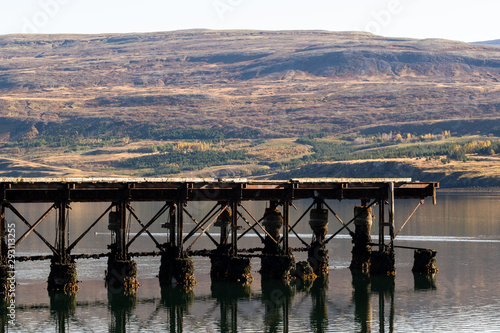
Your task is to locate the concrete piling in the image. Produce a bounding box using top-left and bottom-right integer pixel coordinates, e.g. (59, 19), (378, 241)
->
(412, 249), (438, 289)
(211, 255), (253, 286)
(350, 206), (373, 272)
(159, 201), (197, 289)
(370, 249), (396, 276)
(48, 202), (78, 294)
(47, 255), (78, 294)
(292, 261), (317, 289)
(106, 244), (139, 294)
(260, 205), (296, 281)
(308, 206), (329, 277)
(307, 243), (329, 278)
(262, 206), (283, 254)
(106, 204), (139, 294)
(159, 244), (196, 288)
(412, 249), (438, 274)
(309, 208), (329, 242)
(211, 206), (253, 285)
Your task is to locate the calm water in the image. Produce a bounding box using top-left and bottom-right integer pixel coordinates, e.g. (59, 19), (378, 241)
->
(4, 190), (500, 332)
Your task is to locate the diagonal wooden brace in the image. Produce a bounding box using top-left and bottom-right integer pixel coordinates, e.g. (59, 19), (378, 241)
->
(9, 203), (58, 255)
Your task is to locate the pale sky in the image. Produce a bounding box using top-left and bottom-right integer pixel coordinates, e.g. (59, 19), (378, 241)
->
(0, 0), (498, 42)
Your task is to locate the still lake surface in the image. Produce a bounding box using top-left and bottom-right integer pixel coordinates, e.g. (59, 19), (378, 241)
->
(4, 190), (500, 332)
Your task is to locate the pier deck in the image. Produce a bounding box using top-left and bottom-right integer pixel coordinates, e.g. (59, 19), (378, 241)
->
(0, 177), (437, 203)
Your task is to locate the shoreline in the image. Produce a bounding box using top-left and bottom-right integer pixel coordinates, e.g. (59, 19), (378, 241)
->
(437, 187), (500, 192)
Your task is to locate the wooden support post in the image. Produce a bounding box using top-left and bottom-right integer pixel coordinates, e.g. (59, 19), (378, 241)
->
(371, 184), (396, 275)
(169, 204), (176, 247)
(388, 182), (395, 251)
(433, 186), (437, 205)
(283, 200), (290, 255)
(378, 199), (385, 252)
(119, 201), (127, 260)
(58, 201), (67, 260)
(231, 200), (238, 256)
(177, 200), (184, 254)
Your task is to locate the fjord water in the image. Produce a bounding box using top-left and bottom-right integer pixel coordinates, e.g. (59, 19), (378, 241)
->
(5, 190), (500, 332)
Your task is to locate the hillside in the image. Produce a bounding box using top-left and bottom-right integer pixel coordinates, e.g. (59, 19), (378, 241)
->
(0, 30), (500, 184)
(473, 39), (500, 46)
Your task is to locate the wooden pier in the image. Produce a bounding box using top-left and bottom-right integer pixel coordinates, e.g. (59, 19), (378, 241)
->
(0, 177), (438, 293)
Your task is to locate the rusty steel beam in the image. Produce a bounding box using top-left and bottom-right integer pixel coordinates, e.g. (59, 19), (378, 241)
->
(185, 203), (229, 252)
(14, 203), (56, 248)
(68, 203), (115, 252)
(8, 203), (58, 255)
(183, 203), (220, 245)
(323, 199), (378, 246)
(0, 178), (438, 203)
(126, 203), (169, 249)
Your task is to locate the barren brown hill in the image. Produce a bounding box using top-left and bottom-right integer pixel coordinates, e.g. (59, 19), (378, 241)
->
(0, 30), (500, 182)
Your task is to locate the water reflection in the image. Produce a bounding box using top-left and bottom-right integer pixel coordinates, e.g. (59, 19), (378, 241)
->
(371, 275), (395, 333)
(10, 191), (500, 331)
(352, 272), (396, 333)
(413, 272), (437, 290)
(261, 279), (296, 333)
(211, 282), (251, 333)
(108, 291), (137, 333)
(309, 277), (329, 333)
(352, 272), (373, 333)
(160, 285), (194, 333)
(0, 298), (9, 333)
(49, 292), (76, 333)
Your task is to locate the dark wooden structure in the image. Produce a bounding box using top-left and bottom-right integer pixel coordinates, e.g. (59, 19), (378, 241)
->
(0, 177), (438, 291)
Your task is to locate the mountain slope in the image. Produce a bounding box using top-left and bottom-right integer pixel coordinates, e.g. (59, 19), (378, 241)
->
(0, 30), (499, 136)
(473, 39), (500, 46)
(0, 30), (499, 182)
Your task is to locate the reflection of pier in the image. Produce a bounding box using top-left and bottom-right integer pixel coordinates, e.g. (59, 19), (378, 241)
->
(11, 269), (438, 332)
(2, 178), (438, 294)
(352, 272), (396, 333)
